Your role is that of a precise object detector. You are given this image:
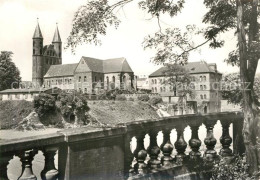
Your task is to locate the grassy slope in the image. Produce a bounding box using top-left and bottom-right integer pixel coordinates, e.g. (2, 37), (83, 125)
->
(88, 100), (159, 125)
(0, 100), (159, 129)
(0, 100), (34, 129)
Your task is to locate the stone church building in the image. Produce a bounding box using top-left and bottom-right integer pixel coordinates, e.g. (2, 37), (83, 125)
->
(32, 22), (136, 94)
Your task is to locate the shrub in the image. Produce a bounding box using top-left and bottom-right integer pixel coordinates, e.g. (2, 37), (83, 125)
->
(116, 94), (126, 101)
(211, 155), (254, 180)
(148, 96), (163, 105)
(129, 97), (134, 101)
(57, 92), (90, 124)
(137, 94), (150, 102)
(34, 93), (56, 117)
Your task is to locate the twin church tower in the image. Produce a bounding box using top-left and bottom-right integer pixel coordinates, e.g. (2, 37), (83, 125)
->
(32, 20), (62, 87)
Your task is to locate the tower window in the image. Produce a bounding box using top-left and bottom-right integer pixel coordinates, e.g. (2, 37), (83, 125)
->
(79, 76), (81, 82)
(40, 49), (42, 55)
(33, 49), (35, 55)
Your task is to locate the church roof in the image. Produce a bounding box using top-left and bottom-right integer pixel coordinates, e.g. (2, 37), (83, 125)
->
(44, 63), (78, 78)
(103, 58), (133, 73)
(45, 57), (133, 78)
(149, 61), (221, 77)
(33, 22), (43, 39)
(52, 25), (61, 42)
(82, 57), (104, 73)
(81, 56), (133, 73)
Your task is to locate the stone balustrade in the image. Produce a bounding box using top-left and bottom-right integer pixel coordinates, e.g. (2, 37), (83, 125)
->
(0, 112), (244, 180)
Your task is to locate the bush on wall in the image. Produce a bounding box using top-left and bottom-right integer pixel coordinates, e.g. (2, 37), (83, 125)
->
(137, 94), (150, 102)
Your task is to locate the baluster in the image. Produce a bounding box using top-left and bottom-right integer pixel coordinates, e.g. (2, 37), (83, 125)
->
(41, 146), (59, 180)
(133, 132), (148, 175)
(220, 120), (233, 157)
(18, 149), (38, 180)
(203, 121), (217, 165)
(147, 129), (161, 172)
(174, 125), (187, 165)
(189, 125), (202, 161)
(161, 129), (174, 168)
(0, 152), (13, 180)
(124, 134), (135, 178)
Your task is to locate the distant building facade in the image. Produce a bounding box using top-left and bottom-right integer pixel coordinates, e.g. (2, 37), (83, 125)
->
(137, 75), (150, 90)
(149, 61), (222, 114)
(32, 21), (136, 94)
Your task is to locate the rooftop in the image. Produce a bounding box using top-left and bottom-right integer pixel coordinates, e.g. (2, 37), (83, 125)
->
(149, 61), (221, 77)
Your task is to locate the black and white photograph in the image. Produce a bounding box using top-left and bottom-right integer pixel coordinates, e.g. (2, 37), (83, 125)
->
(0, 0), (260, 179)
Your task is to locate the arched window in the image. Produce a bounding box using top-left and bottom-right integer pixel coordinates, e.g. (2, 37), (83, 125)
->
(203, 76), (206, 81)
(155, 87), (157, 93)
(200, 94), (203, 99)
(112, 76), (115, 83)
(200, 76), (202, 81)
(152, 87), (154, 92)
(204, 85), (206, 90)
(155, 79), (157, 84)
(204, 94), (207, 99)
(200, 85), (203, 90)
(33, 49), (35, 55)
(152, 79), (154, 84)
(160, 87), (163, 92)
(163, 87), (166, 92)
(106, 76), (109, 89)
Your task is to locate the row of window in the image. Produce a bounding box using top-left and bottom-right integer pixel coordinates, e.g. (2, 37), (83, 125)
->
(200, 94), (207, 99)
(33, 48), (43, 55)
(45, 58), (57, 65)
(151, 75), (208, 85)
(8, 94), (34, 100)
(45, 78), (73, 86)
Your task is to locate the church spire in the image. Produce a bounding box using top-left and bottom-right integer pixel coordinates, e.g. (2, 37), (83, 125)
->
(52, 23), (61, 42)
(33, 18), (43, 39)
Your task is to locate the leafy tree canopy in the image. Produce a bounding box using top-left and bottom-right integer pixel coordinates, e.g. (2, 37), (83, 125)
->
(0, 51), (21, 91)
(222, 73), (260, 105)
(33, 93), (56, 118)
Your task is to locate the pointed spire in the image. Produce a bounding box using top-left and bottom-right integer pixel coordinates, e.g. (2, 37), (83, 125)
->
(52, 23), (61, 43)
(33, 18), (43, 39)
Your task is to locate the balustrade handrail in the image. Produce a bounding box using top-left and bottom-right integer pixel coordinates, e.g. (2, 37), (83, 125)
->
(0, 111), (243, 153)
(0, 111), (244, 180)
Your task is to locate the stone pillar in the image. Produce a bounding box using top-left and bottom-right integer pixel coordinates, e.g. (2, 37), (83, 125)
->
(219, 120), (233, 157)
(161, 129), (174, 168)
(147, 129), (161, 172)
(18, 149), (38, 180)
(41, 146), (59, 180)
(174, 125), (187, 165)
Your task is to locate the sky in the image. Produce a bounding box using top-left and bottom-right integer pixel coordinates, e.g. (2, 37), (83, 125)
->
(0, 0), (259, 81)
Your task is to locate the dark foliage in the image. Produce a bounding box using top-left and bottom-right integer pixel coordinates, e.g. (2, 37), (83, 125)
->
(137, 94), (150, 102)
(0, 51), (21, 91)
(212, 155), (254, 180)
(115, 94), (127, 101)
(33, 93), (56, 118)
(148, 96), (163, 105)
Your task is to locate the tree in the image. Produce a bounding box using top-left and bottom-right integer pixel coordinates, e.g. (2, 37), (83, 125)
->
(67, 0), (260, 176)
(162, 63), (194, 98)
(34, 93), (56, 118)
(221, 73), (260, 106)
(57, 92), (90, 125)
(0, 51), (21, 91)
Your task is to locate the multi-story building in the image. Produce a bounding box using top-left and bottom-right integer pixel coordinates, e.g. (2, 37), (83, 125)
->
(32, 21), (136, 93)
(0, 21), (136, 100)
(149, 61), (222, 114)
